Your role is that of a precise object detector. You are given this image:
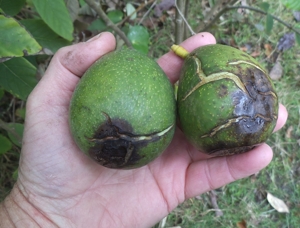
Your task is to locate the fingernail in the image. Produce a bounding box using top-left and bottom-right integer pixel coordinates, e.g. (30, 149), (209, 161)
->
(86, 33), (103, 43)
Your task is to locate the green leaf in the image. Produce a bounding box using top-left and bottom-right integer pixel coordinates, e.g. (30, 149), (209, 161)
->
(0, 15), (42, 59)
(31, 0), (74, 41)
(127, 26), (149, 54)
(265, 14), (273, 35)
(108, 10), (123, 23)
(0, 0), (25, 16)
(282, 0), (300, 10)
(126, 3), (136, 20)
(88, 19), (106, 31)
(88, 10), (123, 31)
(0, 57), (37, 100)
(20, 19), (71, 53)
(7, 123), (24, 147)
(0, 134), (12, 155)
(259, 2), (270, 12)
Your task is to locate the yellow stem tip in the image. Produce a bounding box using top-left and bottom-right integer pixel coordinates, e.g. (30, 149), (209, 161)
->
(171, 44), (189, 59)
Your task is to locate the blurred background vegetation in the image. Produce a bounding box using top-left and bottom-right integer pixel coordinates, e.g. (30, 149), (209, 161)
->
(1, 0), (300, 227)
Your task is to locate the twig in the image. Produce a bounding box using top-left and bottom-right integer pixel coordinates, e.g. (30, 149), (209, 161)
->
(175, 0), (195, 44)
(196, 0), (238, 32)
(226, 5), (300, 36)
(209, 190), (223, 217)
(138, 0), (157, 25)
(84, 0), (132, 47)
(183, 0), (190, 40)
(197, 3), (300, 37)
(117, 0), (157, 26)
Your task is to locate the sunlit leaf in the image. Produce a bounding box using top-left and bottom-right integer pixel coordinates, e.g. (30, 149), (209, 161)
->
(0, 0), (25, 16)
(0, 57), (37, 100)
(20, 19), (71, 53)
(267, 192), (290, 213)
(31, 0), (74, 41)
(0, 15), (41, 59)
(282, 0), (300, 10)
(7, 123), (24, 147)
(126, 3), (136, 20)
(127, 25), (149, 54)
(0, 134), (12, 155)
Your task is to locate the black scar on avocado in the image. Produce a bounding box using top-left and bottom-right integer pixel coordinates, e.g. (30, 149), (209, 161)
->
(88, 113), (163, 169)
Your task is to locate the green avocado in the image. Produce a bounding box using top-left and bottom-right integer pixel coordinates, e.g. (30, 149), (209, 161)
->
(174, 44), (278, 156)
(69, 48), (176, 169)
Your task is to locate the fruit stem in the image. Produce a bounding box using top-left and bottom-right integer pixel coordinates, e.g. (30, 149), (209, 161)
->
(171, 44), (190, 59)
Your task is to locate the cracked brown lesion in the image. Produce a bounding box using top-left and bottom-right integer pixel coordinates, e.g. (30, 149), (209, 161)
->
(257, 90), (277, 99)
(201, 116), (247, 138)
(228, 60), (267, 74)
(182, 56), (249, 101)
(88, 112), (173, 168)
(201, 112), (277, 139)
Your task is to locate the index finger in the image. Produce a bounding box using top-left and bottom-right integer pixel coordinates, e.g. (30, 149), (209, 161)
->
(157, 32), (217, 83)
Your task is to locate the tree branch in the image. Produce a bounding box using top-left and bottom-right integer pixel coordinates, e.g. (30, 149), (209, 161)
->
(175, 0), (186, 44)
(226, 5), (300, 36)
(117, 0), (156, 27)
(197, 3), (300, 37)
(196, 0), (238, 32)
(84, 0), (132, 48)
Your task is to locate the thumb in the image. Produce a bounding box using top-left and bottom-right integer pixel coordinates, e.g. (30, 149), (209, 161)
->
(27, 32), (116, 109)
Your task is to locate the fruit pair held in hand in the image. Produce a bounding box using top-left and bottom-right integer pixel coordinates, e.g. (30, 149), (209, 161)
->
(173, 44), (278, 156)
(69, 41), (278, 169)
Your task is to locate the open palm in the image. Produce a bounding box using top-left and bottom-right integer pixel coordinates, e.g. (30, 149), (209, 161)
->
(15, 32), (287, 228)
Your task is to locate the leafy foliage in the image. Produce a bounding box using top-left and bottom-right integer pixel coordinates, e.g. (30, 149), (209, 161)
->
(0, 57), (37, 100)
(20, 19), (71, 53)
(282, 0), (300, 10)
(127, 25), (150, 54)
(0, 134), (12, 155)
(31, 0), (74, 41)
(0, 15), (41, 58)
(0, 0), (25, 16)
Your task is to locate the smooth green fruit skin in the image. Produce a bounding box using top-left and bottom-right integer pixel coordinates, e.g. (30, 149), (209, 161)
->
(69, 48), (176, 169)
(177, 44), (278, 156)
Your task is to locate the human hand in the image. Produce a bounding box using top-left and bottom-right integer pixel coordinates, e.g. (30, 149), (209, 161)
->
(1, 32), (288, 228)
